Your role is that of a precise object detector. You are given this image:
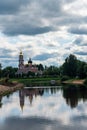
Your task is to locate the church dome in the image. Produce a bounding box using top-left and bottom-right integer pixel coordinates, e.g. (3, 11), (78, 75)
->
(28, 58), (32, 64)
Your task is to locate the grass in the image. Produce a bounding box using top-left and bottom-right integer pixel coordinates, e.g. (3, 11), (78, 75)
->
(11, 77), (60, 82)
(4, 76), (86, 87)
(10, 77), (61, 86)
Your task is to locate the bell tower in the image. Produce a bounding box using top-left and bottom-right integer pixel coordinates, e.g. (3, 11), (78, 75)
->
(19, 51), (24, 69)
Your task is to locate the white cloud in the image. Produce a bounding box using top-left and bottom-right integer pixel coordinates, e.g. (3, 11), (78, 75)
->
(0, 0), (87, 67)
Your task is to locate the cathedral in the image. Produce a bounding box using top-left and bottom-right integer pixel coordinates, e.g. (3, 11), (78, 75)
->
(16, 51), (39, 75)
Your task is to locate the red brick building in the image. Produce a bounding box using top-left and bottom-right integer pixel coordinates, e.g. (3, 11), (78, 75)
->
(16, 51), (39, 75)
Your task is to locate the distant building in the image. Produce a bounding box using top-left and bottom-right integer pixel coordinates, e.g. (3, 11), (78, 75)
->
(16, 51), (39, 75)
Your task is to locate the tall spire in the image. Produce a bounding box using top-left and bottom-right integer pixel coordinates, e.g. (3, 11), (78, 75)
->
(19, 51), (24, 69)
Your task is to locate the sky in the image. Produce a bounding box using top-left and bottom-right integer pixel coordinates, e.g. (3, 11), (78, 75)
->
(0, 0), (87, 68)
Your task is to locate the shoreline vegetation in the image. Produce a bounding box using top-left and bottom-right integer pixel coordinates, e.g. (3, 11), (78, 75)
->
(0, 77), (86, 96)
(0, 79), (24, 96)
(10, 77), (86, 86)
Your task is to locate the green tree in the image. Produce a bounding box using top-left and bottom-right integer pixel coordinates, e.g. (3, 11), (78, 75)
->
(43, 66), (60, 76)
(37, 64), (44, 71)
(77, 61), (87, 78)
(84, 64), (87, 77)
(2, 66), (18, 78)
(62, 54), (77, 77)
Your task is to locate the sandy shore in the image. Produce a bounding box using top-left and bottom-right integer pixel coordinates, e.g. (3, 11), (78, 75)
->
(71, 80), (85, 84)
(63, 79), (85, 85)
(0, 83), (24, 96)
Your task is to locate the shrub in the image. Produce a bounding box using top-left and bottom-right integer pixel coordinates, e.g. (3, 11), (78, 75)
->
(84, 78), (87, 85)
(61, 76), (69, 82)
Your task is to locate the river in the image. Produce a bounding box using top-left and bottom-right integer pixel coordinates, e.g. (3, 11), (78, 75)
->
(0, 85), (87, 130)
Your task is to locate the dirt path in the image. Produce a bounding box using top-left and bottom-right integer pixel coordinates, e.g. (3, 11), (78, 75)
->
(0, 83), (24, 96)
(72, 80), (85, 84)
(63, 79), (85, 85)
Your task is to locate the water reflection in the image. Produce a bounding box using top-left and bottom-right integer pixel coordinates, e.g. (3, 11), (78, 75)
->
(0, 85), (87, 129)
(18, 85), (87, 110)
(19, 88), (44, 110)
(19, 87), (60, 110)
(1, 86), (87, 110)
(0, 96), (2, 108)
(1, 116), (87, 130)
(62, 85), (87, 108)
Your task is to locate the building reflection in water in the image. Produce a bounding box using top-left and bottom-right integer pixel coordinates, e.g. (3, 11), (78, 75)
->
(19, 85), (87, 110)
(19, 88), (44, 110)
(0, 96), (2, 108)
(19, 87), (60, 111)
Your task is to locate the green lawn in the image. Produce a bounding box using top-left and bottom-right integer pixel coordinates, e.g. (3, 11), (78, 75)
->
(10, 77), (61, 86)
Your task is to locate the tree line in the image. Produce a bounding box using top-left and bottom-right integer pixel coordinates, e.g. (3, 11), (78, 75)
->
(60, 54), (87, 78)
(0, 54), (87, 79)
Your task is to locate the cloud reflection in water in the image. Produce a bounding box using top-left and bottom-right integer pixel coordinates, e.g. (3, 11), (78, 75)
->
(0, 87), (87, 129)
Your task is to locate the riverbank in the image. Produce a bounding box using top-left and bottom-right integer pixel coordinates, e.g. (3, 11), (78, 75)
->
(10, 77), (60, 86)
(10, 77), (86, 86)
(62, 79), (85, 85)
(0, 82), (24, 96)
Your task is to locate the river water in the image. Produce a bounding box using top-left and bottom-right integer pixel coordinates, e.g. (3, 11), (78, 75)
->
(0, 85), (87, 130)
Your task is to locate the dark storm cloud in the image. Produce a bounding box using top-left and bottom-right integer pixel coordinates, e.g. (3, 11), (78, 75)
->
(64, 0), (76, 3)
(33, 52), (58, 61)
(38, 0), (64, 18)
(0, 0), (62, 35)
(3, 25), (55, 36)
(55, 15), (83, 26)
(0, 0), (84, 36)
(68, 27), (87, 35)
(74, 51), (87, 56)
(0, 0), (76, 36)
(0, 0), (30, 14)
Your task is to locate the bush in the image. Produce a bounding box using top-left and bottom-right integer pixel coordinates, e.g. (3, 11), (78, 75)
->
(61, 76), (69, 82)
(84, 78), (87, 85)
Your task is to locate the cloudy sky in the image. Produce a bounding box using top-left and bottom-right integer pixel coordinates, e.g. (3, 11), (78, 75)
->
(0, 0), (87, 68)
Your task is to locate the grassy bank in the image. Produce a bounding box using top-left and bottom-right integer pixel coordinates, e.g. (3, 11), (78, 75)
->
(10, 77), (86, 87)
(10, 77), (61, 86)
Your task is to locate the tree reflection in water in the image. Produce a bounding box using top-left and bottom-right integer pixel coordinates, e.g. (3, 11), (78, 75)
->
(62, 85), (87, 108)
(19, 85), (87, 110)
(0, 85), (87, 110)
(19, 87), (61, 110)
